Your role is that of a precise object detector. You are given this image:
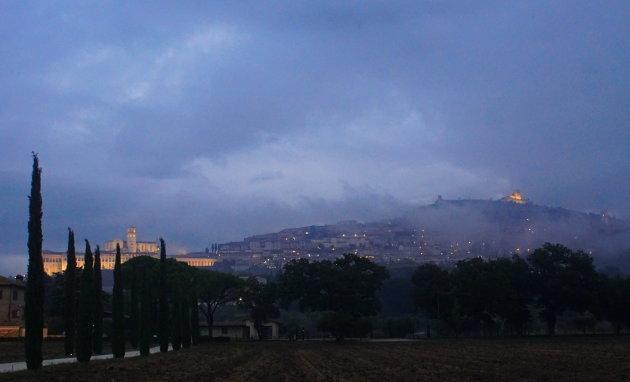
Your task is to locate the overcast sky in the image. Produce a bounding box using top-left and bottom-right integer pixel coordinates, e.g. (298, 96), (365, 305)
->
(1, 1), (628, 273)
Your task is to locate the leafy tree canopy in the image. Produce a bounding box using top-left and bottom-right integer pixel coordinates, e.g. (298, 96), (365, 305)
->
(195, 269), (243, 332)
(121, 256), (198, 295)
(280, 254), (389, 320)
(527, 243), (598, 334)
(239, 277), (280, 340)
(412, 263), (452, 321)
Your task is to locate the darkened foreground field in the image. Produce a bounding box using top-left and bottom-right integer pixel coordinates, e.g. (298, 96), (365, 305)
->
(1, 336), (629, 381)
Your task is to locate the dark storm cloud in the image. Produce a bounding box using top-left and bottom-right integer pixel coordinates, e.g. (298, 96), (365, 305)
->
(1, 1), (628, 273)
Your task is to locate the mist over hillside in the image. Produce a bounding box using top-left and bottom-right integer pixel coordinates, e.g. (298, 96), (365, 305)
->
(400, 195), (630, 269)
(219, 191), (630, 274)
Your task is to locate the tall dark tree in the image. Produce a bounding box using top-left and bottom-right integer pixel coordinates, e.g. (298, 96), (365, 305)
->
(139, 267), (152, 356)
(63, 228), (76, 356)
(412, 263), (453, 322)
(597, 275), (630, 334)
(25, 153), (44, 369)
(280, 254), (389, 341)
(181, 294), (191, 348)
(190, 287), (200, 346)
(112, 243), (125, 358)
(240, 277), (280, 340)
(171, 289), (182, 351)
(158, 238), (169, 352)
(412, 263), (454, 337)
(451, 256), (534, 335)
(451, 258), (499, 334)
(486, 256), (533, 334)
(129, 262), (139, 348)
(527, 243), (598, 335)
(76, 240), (94, 362)
(196, 270), (243, 338)
(92, 246), (103, 353)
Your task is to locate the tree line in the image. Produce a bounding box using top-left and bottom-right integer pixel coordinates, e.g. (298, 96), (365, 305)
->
(61, 231), (196, 361)
(61, 237), (278, 361)
(30, 230), (276, 368)
(412, 243), (630, 336)
(24, 153), (275, 369)
(275, 246), (630, 340)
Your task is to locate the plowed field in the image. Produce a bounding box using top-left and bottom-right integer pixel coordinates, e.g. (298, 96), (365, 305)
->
(2, 336), (629, 381)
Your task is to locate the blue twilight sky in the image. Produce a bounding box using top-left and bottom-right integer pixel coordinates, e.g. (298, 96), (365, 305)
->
(1, 1), (629, 273)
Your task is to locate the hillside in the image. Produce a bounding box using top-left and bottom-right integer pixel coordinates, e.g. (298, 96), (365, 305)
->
(217, 191), (630, 271)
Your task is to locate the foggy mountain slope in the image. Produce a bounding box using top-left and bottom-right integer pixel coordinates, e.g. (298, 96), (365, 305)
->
(400, 194), (630, 257)
(221, 192), (630, 271)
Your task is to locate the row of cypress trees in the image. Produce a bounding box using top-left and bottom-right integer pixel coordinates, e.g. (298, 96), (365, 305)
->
(63, 234), (125, 362)
(25, 154), (198, 369)
(133, 238), (200, 355)
(64, 235), (201, 362)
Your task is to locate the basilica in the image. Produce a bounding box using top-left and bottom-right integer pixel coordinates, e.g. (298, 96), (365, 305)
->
(42, 227), (218, 275)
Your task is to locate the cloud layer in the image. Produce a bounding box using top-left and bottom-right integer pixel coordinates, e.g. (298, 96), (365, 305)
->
(1, 1), (628, 273)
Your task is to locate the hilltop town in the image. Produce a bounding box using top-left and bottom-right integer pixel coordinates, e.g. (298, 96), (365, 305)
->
(215, 191), (628, 273)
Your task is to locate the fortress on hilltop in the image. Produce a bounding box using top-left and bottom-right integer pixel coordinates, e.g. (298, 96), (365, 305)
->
(434, 190), (532, 206)
(500, 190), (531, 205)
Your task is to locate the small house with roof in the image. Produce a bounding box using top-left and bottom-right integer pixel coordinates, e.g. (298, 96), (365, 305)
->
(200, 318), (281, 340)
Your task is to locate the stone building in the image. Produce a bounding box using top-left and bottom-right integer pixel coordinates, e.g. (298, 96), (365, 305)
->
(0, 275), (25, 337)
(104, 227), (159, 253)
(201, 319), (281, 340)
(500, 190), (531, 204)
(42, 227), (219, 275)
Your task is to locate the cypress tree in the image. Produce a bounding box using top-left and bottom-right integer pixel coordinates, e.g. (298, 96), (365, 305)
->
(25, 153), (44, 370)
(112, 243), (125, 358)
(92, 246), (103, 353)
(129, 262), (139, 348)
(190, 288), (200, 346)
(181, 294), (191, 348)
(139, 267), (152, 356)
(76, 240), (94, 362)
(158, 238), (169, 352)
(171, 291), (182, 351)
(63, 228), (76, 356)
